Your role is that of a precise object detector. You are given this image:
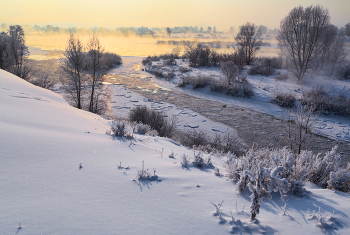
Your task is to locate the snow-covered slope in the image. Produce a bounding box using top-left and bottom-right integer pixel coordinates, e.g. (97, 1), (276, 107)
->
(1, 69), (349, 234)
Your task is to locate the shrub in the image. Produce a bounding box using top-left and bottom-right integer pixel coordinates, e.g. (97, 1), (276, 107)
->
(181, 154), (189, 167)
(136, 161), (159, 181)
(301, 85), (350, 116)
(327, 163), (350, 192)
(271, 92), (296, 107)
(133, 122), (153, 135)
(177, 129), (208, 148)
(185, 44), (211, 67)
(248, 65), (275, 76)
(142, 53), (179, 65)
(220, 49), (245, 72)
(30, 73), (56, 90)
(129, 105), (176, 137)
(180, 75), (213, 88)
(142, 55), (160, 65)
(249, 57), (282, 76)
(104, 52), (122, 68)
(220, 61), (239, 85)
(210, 131), (244, 155)
(210, 77), (254, 98)
(109, 120), (132, 138)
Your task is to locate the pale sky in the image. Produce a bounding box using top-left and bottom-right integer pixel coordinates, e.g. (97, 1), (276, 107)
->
(1, 0), (349, 30)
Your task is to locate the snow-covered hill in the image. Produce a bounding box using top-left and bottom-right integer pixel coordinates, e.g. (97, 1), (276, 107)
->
(1, 69), (349, 234)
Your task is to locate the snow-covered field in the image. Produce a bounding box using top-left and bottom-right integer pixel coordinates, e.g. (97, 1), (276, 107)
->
(1, 66), (350, 234)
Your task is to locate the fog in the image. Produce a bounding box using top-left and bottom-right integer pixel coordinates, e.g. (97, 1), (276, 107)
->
(26, 33), (280, 58)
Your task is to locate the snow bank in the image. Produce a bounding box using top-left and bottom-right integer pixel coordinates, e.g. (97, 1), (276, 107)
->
(1, 69), (350, 235)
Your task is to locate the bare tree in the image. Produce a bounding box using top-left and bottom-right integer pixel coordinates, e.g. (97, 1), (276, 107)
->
(60, 33), (87, 109)
(86, 34), (108, 113)
(282, 105), (318, 154)
(220, 61), (239, 85)
(278, 5), (330, 80)
(1, 25), (33, 79)
(235, 22), (262, 65)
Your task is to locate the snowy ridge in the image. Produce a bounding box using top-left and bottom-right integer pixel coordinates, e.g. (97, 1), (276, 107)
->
(1, 69), (350, 234)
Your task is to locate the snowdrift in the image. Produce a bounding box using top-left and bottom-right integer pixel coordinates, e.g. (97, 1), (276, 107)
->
(1, 69), (349, 234)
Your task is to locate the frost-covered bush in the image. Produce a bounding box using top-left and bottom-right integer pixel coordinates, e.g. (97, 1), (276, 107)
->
(104, 52), (122, 68)
(302, 146), (342, 185)
(177, 129), (208, 148)
(271, 92), (296, 107)
(193, 151), (205, 167)
(176, 129), (244, 155)
(301, 85), (350, 116)
(224, 145), (349, 210)
(248, 65), (275, 76)
(327, 163), (350, 192)
(132, 122), (158, 136)
(220, 61), (239, 85)
(136, 161), (159, 181)
(181, 154), (189, 167)
(210, 131), (244, 155)
(109, 120), (132, 138)
(30, 73), (56, 90)
(129, 105), (176, 137)
(179, 75), (214, 88)
(210, 77), (254, 98)
(185, 44), (212, 67)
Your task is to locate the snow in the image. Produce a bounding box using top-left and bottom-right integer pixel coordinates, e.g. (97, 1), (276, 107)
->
(1, 67), (350, 234)
(125, 57), (350, 143)
(109, 81), (236, 137)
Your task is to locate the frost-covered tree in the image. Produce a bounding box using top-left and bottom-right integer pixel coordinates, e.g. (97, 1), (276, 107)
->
(282, 105), (318, 154)
(235, 22), (262, 65)
(85, 34), (109, 113)
(220, 61), (239, 85)
(278, 5), (330, 80)
(60, 33), (87, 109)
(7, 25), (29, 77)
(0, 25), (32, 79)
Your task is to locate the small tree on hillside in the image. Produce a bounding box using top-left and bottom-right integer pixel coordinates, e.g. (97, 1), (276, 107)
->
(235, 22), (262, 65)
(60, 33), (87, 109)
(4, 25), (32, 80)
(278, 5), (330, 80)
(0, 32), (9, 70)
(86, 34), (108, 113)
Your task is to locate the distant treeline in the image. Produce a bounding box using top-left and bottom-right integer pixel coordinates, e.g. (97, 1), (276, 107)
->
(156, 40), (271, 48)
(0, 23), (279, 37)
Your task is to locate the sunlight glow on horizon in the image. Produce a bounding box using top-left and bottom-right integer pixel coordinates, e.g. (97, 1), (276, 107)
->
(1, 0), (349, 30)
